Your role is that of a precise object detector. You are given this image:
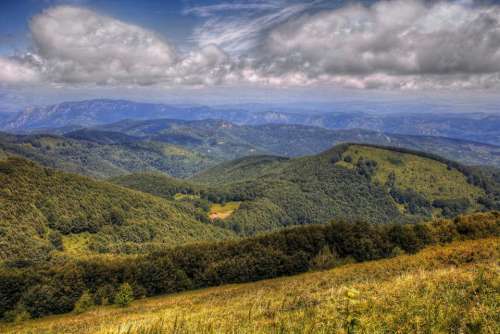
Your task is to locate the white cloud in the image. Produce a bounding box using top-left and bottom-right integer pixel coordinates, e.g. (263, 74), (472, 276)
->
(30, 6), (178, 84)
(188, 1), (310, 54)
(252, 0), (500, 88)
(1, 1), (500, 90)
(183, 1), (284, 18)
(0, 6), (231, 86)
(0, 56), (41, 84)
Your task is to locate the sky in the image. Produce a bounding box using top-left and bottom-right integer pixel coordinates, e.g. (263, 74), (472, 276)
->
(1, 0), (500, 110)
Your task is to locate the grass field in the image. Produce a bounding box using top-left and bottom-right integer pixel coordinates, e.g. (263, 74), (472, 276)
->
(209, 201), (241, 220)
(338, 145), (485, 202)
(2, 237), (498, 334)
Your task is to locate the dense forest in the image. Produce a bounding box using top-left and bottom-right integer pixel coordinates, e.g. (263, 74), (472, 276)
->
(189, 144), (499, 234)
(0, 211), (498, 320)
(2, 117), (500, 181)
(0, 157), (232, 262)
(1, 143), (499, 263)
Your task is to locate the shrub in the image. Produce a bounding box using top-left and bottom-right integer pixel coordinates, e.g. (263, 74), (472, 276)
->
(73, 291), (94, 314)
(309, 246), (339, 270)
(114, 283), (134, 307)
(48, 231), (64, 251)
(94, 284), (115, 306)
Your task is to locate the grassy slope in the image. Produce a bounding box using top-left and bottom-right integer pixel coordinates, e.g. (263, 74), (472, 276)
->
(2, 237), (497, 334)
(0, 157), (233, 261)
(338, 144), (484, 202)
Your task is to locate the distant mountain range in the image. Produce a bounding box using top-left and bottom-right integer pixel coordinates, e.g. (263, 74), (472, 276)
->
(2, 99), (499, 145)
(1, 119), (499, 180)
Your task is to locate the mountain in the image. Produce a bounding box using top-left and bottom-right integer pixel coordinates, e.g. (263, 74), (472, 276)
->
(117, 144), (499, 235)
(1, 120), (499, 182)
(0, 157), (233, 262)
(2, 99), (245, 133)
(4, 99), (500, 145)
(97, 119), (500, 167)
(0, 132), (215, 178)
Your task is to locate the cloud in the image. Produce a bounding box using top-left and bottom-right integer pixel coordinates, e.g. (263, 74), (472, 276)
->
(0, 56), (41, 84)
(183, 1), (284, 18)
(30, 6), (179, 85)
(251, 0), (500, 88)
(188, 0), (311, 54)
(1, 1), (500, 90)
(0, 6), (231, 86)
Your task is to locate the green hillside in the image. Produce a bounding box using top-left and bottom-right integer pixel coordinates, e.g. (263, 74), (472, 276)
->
(0, 211), (498, 324)
(0, 157), (233, 262)
(0, 132), (215, 178)
(190, 144), (498, 234)
(99, 119), (500, 167)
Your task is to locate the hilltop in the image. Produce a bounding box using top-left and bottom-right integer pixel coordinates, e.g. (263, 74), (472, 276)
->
(1, 120), (500, 183)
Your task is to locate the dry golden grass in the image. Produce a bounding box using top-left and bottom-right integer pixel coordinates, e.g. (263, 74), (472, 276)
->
(209, 201), (241, 220)
(2, 237), (498, 334)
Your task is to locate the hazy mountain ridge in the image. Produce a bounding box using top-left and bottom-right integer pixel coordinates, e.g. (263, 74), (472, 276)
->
(1, 119), (499, 181)
(3, 99), (500, 145)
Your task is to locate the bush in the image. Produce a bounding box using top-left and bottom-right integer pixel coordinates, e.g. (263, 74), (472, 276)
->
(48, 231), (64, 251)
(309, 246), (339, 270)
(73, 291), (94, 314)
(114, 283), (134, 307)
(94, 284), (115, 306)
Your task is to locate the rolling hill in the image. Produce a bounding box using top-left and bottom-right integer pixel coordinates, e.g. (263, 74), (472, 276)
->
(0, 132), (215, 178)
(1, 142), (498, 262)
(3, 120), (500, 182)
(95, 119), (500, 167)
(116, 144), (499, 235)
(0, 157), (233, 262)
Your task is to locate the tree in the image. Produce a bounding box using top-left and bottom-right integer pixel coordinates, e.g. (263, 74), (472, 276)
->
(114, 283), (134, 307)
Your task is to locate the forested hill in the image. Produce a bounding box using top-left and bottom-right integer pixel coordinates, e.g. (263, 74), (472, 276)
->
(2, 144), (499, 262)
(0, 157), (233, 262)
(117, 144), (500, 235)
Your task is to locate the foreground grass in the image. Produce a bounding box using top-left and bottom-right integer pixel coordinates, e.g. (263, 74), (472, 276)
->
(2, 238), (498, 334)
